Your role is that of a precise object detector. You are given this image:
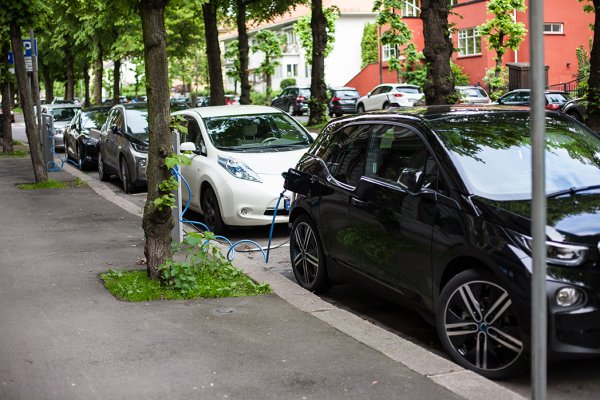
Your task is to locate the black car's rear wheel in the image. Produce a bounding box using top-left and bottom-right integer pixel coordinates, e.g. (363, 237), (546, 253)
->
(98, 152), (109, 181)
(290, 215), (328, 293)
(77, 144), (86, 170)
(436, 269), (526, 379)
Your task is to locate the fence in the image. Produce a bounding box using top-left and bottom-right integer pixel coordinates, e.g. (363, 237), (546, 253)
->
(548, 79), (584, 97)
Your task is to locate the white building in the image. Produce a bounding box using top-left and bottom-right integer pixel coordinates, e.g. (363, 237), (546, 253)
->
(220, 0), (376, 93)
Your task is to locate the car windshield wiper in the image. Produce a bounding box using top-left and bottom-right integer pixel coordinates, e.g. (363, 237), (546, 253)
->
(216, 146), (244, 151)
(546, 185), (600, 198)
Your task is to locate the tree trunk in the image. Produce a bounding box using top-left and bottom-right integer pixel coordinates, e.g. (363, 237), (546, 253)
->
(113, 58), (121, 104)
(420, 0), (454, 105)
(41, 66), (54, 103)
(1, 43), (14, 153)
(308, 0), (327, 125)
(93, 45), (103, 105)
(203, 0), (225, 106)
(139, 0), (174, 280)
(236, 0), (251, 104)
(587, 0), (600, 132)
(65, 44), (75, 101)
(9, 21), (47, 182)
(83, 62), (91, 107)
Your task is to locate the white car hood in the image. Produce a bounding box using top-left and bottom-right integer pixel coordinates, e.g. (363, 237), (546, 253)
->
(219, 148), (308, 176)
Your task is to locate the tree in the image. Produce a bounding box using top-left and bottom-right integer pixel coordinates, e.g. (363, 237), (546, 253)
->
(479, 0), (526, 94)
(138, 0), (173, 279)
(580, 0), (600, 132)
(1, 31), (14, 153)
(373, 0), (413, 81)
(203, 0), (225, 105)
(420, 0), (455, 105)
(252, 30), (284, 103)
(224, 40), (241, 93)
(295, 2), (337, 125)
(360, 22), (378, 68)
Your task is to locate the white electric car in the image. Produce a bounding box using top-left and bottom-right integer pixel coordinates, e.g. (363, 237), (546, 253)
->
(173, 105), (314, 233)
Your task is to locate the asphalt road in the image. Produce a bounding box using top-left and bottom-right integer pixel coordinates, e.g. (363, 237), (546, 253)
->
(8, 112), (600, 399)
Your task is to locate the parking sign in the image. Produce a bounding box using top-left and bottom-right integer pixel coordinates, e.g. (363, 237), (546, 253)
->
(22, 39), (37, 57)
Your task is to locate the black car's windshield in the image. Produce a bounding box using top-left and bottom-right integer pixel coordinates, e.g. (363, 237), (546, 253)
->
(50, 107), (78, 122)
(82, 109), (110, 130)
(124, 109), (149, 140)
(430, 112), (600, 200)
(203, 113), (312, 152)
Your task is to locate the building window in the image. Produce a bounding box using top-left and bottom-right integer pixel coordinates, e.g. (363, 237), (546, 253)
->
(403, 0), (419, 17)
(458, 27), (481, 56)
(544, 23), (563, 34)
(382, 44), (397, 61)
(286, 64), (298, 77)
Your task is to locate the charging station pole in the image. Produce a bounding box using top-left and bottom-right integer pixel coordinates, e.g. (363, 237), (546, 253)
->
(171, 130), (183, 243)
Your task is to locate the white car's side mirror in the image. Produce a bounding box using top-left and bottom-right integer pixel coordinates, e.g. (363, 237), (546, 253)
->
(180, 142), (197, 153)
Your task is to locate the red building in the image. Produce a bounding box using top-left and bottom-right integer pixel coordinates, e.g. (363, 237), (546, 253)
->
(347, 0), (594, 96)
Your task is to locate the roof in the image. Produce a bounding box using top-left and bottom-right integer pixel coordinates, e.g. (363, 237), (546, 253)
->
(41, 104), (81, 109)
(178, 105), (285, 118)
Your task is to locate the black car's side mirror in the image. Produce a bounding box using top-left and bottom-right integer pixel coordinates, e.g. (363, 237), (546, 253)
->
(398, 169), (421, 193)
(283, 168), (311, 196)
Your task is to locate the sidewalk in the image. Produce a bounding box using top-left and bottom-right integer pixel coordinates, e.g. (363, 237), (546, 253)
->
(0, 157), (525, 400)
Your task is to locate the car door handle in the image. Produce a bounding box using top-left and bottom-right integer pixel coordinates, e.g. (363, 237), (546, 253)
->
(351, 197), (367, 208)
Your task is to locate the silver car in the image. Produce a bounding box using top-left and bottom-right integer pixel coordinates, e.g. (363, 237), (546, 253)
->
(41, 104), (81, 150)
(97, 103), (149, 194)
(456, 86), (491, 104)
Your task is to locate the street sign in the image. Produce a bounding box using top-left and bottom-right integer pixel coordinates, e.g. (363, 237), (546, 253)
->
(25, 58), (33, 72)
(22, 39), (37, 57)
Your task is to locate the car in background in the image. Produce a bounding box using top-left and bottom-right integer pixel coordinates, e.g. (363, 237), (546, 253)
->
(285, 105), (600, 379)
(456, 85), (491, 104)
(173, 105), (314, 233)
(562, 98), (587, 123)
(64, 106), (111, 170)
(225, 95), (240, 105)
(41, 104), (81, 150)
(327, 87), (360, 117)
(270, 86), (311, 116)
(356, 84), (424, 113)
(496, 89), (572, 111)
(196, 96), (210, 107)
(98, 103), (149, 194)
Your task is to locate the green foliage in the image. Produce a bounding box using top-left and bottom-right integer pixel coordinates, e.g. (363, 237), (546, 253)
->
(250, 90), (268, 105)
(280, 78), (296, 90)
(576, 44), (591, 94)
(361, 22), (379, 68)
(451, 62), (470, 86)
(400, 44), (426, 86)
(484, 66), (509, 100)
(294, 6), (340, 64)
(479, 0), (527, 74)
(17, 179), (67, 190)
(153, 151), (191, 212)
(373, 0), (413, 73)
(224, 39), (241, 85)
(252, 30), (285, 99)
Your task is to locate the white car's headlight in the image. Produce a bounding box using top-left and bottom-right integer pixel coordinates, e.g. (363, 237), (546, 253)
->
(514, 232), (588, 267)
(218, 156), (262, 183)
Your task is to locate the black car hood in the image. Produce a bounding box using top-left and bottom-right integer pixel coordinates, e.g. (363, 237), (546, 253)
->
(472, 193), (600, 245)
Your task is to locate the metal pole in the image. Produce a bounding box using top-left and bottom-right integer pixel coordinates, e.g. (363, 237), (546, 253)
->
(29, 30), (42, 138)
(529, 0), (547, 398)
(171, 130), (183, 243)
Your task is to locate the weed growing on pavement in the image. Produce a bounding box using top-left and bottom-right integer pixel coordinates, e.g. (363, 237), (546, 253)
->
(0, 149), (28, 157)
(17, 179), (68, 190)
(101, 231), (271, 301)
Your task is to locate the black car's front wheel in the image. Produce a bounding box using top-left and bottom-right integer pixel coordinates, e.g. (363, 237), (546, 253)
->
(120, 157), (134, 194)
(290, 215), (328, 293)
(436, 269), (526, 379)
(98, 151), (109, 181)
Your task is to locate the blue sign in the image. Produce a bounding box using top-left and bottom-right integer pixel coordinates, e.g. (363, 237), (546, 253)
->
(23, 39), (37, 57)
(7, 52), (14, 65)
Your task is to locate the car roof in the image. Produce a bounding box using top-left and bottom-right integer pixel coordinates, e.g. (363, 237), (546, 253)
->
(330, 86), (357, 91)
(178, 105), (286, 118)
(42, 104), (81, 109)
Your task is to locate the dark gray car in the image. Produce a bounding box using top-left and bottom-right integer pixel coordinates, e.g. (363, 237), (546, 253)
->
(98, 103), (149, 193)
(271, 86), (310, 116)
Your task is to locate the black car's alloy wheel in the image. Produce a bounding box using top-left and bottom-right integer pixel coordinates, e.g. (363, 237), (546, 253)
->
(201, 186), (225, 233)
(120, 158), (133, 194)
(436, 269), (525, 379)
(290, 216), (328, 293)
(98, 152), (109, 181)
(77, 144), (86, 170)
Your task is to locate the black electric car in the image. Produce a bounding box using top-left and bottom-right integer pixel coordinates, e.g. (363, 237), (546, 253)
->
(64, 106), (111, 170)
(285, 106), (600, 379)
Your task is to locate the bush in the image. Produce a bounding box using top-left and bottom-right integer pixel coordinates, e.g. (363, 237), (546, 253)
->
(280, 78), (296, 90)
(250, 91), (268, 105)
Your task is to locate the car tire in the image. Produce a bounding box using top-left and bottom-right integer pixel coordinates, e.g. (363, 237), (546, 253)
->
(356, 104), (365, 114)
(290, 215), (329, 293)
(98, 151), (110, 181)
(201, 186), (226, 233)
(436, 269), (526, 380)
(382, 101), (390, 110)
(120, 157), (134, 194)
(335, 113), (343, 117)
(288, 104), (296, 116)
(566, 110), (583, 122)
(77, 143), (86, 170)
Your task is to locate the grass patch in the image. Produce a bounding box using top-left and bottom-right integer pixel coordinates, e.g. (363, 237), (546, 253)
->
(0, 149), (28, 157)
(100, 267), (271, 302)
(17, 177), (87, 190)
(1, 140), (29, 157)
(302, 119), (330, 133)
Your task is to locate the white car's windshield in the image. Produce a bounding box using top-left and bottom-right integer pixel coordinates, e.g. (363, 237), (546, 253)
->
(203, 113), (313, 152)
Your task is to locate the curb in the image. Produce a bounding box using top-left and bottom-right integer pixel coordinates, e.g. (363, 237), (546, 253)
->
(62, 162), (527, 400)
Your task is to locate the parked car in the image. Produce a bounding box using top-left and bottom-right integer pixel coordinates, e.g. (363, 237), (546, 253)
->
(98, 103), (149, 193)
(356, 84), (424, 113)
(496, 89), (572, 110)
(327, 87), (360, 117)
(173, 105), (314, 233)
(40, 104), (81, 150)
(225, 95), (240, 105)
(456, 85), (491, 104)
(270, 86), (311, 116)
(64, 106), (111, 170)
(562, 98), (587, 123)
(196, 96), (210, 107)
(285, 106), (600, 379)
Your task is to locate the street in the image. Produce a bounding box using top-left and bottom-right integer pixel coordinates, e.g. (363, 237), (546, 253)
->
(8, 114), (600, 399)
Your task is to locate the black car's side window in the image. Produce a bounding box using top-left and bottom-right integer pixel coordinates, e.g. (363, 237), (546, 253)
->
(366, 125), (434, 192)
(320, 125), (369, 187)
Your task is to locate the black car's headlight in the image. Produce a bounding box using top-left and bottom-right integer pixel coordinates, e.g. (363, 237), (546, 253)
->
(131, 142), (148, 153)
(513, 232), (588, 266)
